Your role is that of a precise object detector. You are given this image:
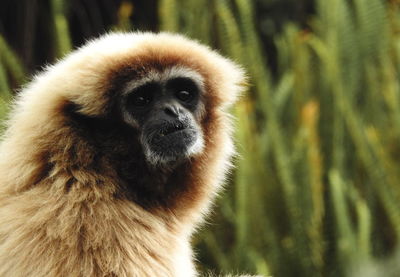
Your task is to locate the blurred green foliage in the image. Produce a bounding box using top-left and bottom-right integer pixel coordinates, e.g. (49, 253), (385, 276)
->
(1, 0), (400, 276)
(0, 35), (24, 126)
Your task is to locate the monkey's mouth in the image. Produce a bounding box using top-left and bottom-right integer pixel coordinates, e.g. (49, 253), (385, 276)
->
(158, 122), (185, 137)
(142, 121), (200, 166)
(153, 123), (196, 146)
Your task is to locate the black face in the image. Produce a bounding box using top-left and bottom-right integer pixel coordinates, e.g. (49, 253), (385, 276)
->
(121, 77), (204, 167)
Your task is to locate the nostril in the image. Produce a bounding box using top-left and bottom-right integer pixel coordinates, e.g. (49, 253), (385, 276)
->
(164, 106), (179, 118)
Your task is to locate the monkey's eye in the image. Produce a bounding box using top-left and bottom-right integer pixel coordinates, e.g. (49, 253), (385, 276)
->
(175, 90), (194, 103)
(126, 83), (158, 108)
(168, 77), (199, 104)
(130, 92), (153, 107)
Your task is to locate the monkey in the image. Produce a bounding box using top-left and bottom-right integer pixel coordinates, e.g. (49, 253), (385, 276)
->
(0, 32), (248, 276)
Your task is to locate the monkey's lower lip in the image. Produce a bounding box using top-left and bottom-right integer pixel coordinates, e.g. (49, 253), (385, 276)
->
(150, 128), (197, 153)
(156, 128), (193, 140)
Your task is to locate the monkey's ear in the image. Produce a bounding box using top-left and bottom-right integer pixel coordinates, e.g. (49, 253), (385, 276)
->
(64, 99), (114, 119)
(63, 101), (119, 133)
(63, 101), (105, 125)
(64, 101), (88, 118)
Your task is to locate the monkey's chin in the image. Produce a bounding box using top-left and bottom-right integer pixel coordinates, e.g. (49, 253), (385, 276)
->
(143, 129), (204, 168)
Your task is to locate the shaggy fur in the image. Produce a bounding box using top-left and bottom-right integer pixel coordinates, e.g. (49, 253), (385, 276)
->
(0, 32), (246, 276)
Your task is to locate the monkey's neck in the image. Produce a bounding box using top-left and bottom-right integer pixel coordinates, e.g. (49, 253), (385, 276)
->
(115, 157), (191, 211)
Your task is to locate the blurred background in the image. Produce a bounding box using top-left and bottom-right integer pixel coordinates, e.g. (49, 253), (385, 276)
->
(1, 0), (400, 276)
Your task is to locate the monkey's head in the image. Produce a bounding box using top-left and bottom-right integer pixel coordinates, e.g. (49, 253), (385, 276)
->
(56, 33), (243, 166)
(6, 32), (245, 209)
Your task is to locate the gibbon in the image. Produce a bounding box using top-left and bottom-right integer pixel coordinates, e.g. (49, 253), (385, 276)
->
(0, 32), (249, 276)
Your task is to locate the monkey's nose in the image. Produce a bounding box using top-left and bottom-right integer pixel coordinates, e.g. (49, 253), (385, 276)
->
(163, 105), (180, 118)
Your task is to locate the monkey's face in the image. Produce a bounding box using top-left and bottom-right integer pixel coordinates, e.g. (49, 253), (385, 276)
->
(119, 67), (205, 167)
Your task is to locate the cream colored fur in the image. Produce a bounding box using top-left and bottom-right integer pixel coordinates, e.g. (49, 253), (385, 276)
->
(0, 32), (248, 276)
